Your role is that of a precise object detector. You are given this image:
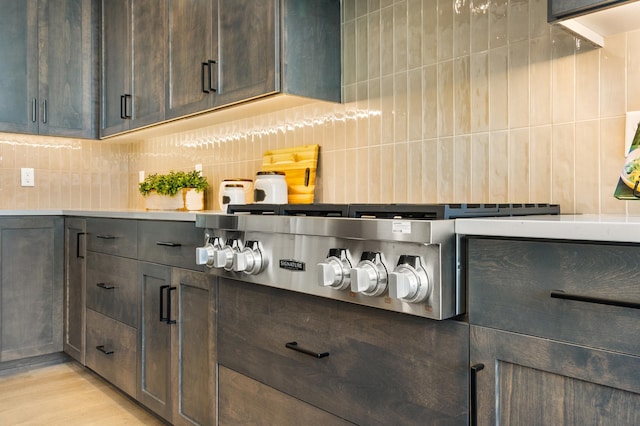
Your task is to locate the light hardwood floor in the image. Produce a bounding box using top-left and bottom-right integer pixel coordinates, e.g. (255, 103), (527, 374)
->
(0, 361), (165, 425)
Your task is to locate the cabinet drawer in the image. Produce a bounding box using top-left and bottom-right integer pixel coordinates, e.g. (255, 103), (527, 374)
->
(86, 252), (138, 327)
(219, 366), (351, 426)
(468, 238), (640, 356)
(87, 218), (137, 258)
(138, 220), (203, 270)
(86, 309), (137, 398)
(218, 279), (469, 425)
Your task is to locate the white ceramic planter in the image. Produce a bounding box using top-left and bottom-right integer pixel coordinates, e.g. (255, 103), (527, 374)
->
(144, 188), (204, 211)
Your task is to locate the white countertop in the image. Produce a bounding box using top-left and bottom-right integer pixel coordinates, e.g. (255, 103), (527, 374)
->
(4, 211), (640, 242)
(63, 209), (204, 221)
(0, 209), (223, 221)
(455, 214), (640, 243)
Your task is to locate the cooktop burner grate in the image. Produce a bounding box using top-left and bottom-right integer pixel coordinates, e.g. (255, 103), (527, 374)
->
(225, 203), (560, 218)
(348, 203), (560, 219)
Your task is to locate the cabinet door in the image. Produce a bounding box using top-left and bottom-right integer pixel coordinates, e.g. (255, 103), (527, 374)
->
(64, 218), (86, 364)
(171, 268), (216, 426)
(471, 326), (640, 426)
(131, 0), (167, 130)
(101, 0), (132, 136)
(0, 0), (38, 134)
(138, 261), (173, 422)
(215, 0), (277, 107)
(38, 0), (97, 138)
(0, 217), (63, 362)
(166, 0), (216, 119)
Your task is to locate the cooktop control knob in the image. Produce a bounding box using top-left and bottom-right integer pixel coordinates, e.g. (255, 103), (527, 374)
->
(317, 248), (352, 290)
(233, 241), (265, 275)
(195, 236), (222, 268)
(214, 239), (242, 271)
(350, 252), (387, 296)
(388, 255), (430, 303)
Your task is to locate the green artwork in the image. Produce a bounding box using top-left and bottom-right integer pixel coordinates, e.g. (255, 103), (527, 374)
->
(614, 121), (640, 200)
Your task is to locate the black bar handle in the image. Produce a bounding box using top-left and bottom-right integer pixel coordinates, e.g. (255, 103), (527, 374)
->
(550, 290), (640, 310)
(96, 234), (115, 240)
(123, 94), (132, 119)
(159, 285), (170, 322)
(120, 95), (126, 119)
(96, 345), (114, 355)
(285, 342), (329, 359)
(76, 232), (85, 259)
(42, 99), (47, 123)
(470, 363), (485, 426)
(96, 282), (115, 290)
(156, 241), (182, 247)
(201, 62), (210, 93)
(208, 59), (217, 93)
(31, 98), (37, 122)
(166, 287), (176, 325)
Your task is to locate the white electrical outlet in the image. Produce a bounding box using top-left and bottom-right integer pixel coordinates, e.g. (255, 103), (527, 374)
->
(195, 164), (203, 172)
(21, 168), (34, 187)
(139, 170), (145, 183)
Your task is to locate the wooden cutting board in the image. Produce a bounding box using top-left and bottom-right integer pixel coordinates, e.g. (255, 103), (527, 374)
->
(261, 144), (319, 204)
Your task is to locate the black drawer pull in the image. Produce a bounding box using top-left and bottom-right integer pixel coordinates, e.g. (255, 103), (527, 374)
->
(96, 234), (116, 240)
(76, 232), (86, 259)
(96, 345), (114, 355)
(167, 287), (176, 325)
(96, 282), (115, 290)
(156, 241), (182, 247)
(550, 290), (640, 310)
(470, 364), (485, 426)
(160, 285), (170, 322)
(285, 342), (329, 359)
(201, 61), (210, 93)
(31, 98), (37, 122)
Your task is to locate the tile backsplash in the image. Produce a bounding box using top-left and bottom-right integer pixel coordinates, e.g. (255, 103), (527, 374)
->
(2, 0), (640, 215)
(0, 133), (131, 210)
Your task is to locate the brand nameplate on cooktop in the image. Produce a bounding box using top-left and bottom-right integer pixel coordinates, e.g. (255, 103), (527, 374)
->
(279, 259), (305, 271)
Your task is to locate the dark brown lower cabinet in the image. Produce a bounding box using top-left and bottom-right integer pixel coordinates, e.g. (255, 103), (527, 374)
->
(171, 268), (216, 426)
(138, 262), (216, 425)
(138, 262), (173, 421)
(64, 218), (86, 364)
(471, 326), (640, 425)
(217, 278), (469, 426)
(467, 237), (640, 425)
(0, 216), (63, 362)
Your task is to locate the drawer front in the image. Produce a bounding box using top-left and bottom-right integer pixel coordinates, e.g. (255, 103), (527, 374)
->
(138, 220), (203, 270)
(218, 279), (469, 426)
(85, 309), (137, 398)
(218, 366), (352, 426)
(86, 252), (138, 327)
(87, 218), (137, 258)
(467, 238), (640, 356)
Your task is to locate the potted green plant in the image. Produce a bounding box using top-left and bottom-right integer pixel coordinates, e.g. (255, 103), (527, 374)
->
(138, 170), (208, 211)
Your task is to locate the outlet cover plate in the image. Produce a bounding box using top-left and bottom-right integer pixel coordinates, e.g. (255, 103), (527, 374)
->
(21, 168), (34, 187)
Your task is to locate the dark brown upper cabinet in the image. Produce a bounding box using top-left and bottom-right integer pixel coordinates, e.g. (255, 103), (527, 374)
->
(548, 0), (640, 47)
(103, 0), (341, 138)
(0, 0), (97, 138)
(101, 0), (167, 138)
